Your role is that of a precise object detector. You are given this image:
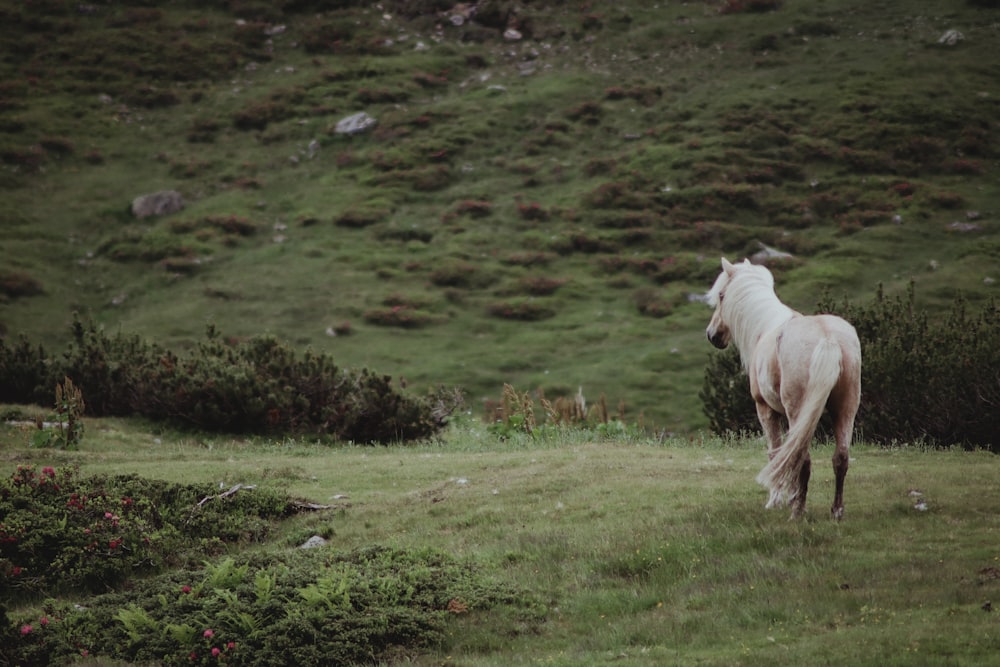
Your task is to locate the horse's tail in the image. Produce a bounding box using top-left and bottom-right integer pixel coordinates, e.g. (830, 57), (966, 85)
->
(757, 336), (842, 508)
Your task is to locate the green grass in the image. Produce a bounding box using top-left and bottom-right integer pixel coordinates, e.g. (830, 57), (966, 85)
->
(1, 0), (998, 434)
(3, 415), (999, 665)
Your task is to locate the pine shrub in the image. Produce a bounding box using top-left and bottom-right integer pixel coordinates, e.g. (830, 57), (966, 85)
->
(0, 318), (458, 443)
(700, 285), (1000, 450)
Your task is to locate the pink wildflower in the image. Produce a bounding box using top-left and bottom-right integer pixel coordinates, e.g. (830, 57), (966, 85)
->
(181, 585), (192, 594)
(104, 512), (113, 519)
(227, 642), (236, 650)
(39, 617), (49, 626)
(42, 467), (55, 477)
(203, 628), (214, 638)
(20, 624), (32, 635)
(212, 647), (221, 657)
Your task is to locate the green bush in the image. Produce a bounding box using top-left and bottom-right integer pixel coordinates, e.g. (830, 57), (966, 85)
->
(0, 337), (48, 406)
(8, 545), (541, 667)
(0, 465), (292, 599)
(699, 347), (758, 436)
(700, 285), (1000, 450)
(59, 317), (158, 416)
(0, 317), (459, 443)
(133, 328), (456, 442)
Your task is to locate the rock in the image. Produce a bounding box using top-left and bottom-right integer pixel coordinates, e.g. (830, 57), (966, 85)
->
(504, 28), (523, 41)
(334, 112), (377, 135)
(300, 535), (327, 549)
(750, 242), (793, 264)
(131, 190), (184, 218)
(938, 29), (964, 46)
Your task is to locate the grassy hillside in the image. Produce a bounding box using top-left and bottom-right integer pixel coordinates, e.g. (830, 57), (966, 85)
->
(1, 0), (997, 434)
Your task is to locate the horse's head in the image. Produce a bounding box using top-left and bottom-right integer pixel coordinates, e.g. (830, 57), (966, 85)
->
(704, 257), (741, 349)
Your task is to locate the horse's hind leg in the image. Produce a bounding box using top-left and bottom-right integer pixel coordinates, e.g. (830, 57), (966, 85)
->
(831, 443), (848, 520)
(755, 401), (785, 508)
(792, 454), (811, 519)
(830, 402), (857, 521)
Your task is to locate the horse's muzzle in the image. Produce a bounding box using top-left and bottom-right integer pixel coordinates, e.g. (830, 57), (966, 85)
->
(708, 331), (728, 349)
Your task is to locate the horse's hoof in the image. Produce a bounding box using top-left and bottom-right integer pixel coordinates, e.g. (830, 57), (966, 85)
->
(831, 506), (844, 521)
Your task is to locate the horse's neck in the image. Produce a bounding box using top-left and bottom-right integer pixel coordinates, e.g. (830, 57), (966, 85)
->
(731, 293), (797, 362)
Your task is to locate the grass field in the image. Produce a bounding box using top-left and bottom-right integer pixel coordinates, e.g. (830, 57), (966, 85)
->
(3, 416), (999, 666)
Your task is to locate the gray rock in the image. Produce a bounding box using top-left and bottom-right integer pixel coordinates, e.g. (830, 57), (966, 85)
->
(335, 112), (377, 135)
(300, 535), (328, 549)
(750, 241), (793, 264)
(938, 29), (964, 46)
(131, 190), (184, 218)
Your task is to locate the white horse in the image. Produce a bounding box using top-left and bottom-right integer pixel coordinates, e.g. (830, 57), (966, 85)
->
(705, 258), (861, 519)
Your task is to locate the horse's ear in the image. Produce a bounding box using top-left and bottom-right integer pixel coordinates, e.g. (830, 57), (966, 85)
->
(721, 257), (735, 275)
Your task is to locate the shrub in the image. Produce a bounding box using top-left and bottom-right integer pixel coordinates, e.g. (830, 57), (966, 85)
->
(550, 233), (618, 255)
(428, 261), (482, 288)
(0, 270), (44, 299)
(136, 331), (454, 442)
(486, 299), (556, 321)
(700, 285), (1000, 450)
(38, 136), (74, 155)
(517, 276), (566, 296)
(0, 317), (459, 443)
(0, 466), (293, 599)
(232, 100), (290, 131)
(566, 101), (602, 124)
(301, 19), (356, 54)
(363, 305), (436, 328)
(452, 199), (493, 218)
(0, 337), (48, 405)
(699, 347), (759, 436)
(8, 545), (540, 667)
(584, 181), (649, 210)
(517, 202), (550, 221)
(633, 288), (675, 318)
(502, 252), (553, 267)
(823, 286), (1000, 449)
(719, 0), (784, 14)
(334, 206), (389, 228)
(58, 316), (160, 416)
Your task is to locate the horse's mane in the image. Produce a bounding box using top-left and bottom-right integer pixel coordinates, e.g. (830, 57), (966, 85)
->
(713, 262), (798, 367)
